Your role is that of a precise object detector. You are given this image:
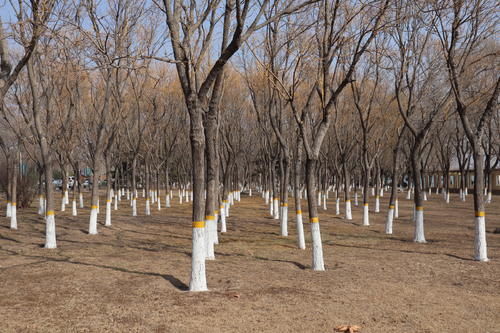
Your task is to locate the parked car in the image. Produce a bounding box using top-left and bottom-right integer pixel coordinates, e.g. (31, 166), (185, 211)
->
(52, 179), (63, 190)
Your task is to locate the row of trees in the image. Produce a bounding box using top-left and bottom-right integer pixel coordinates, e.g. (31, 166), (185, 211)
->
(0, 0), (498, 291)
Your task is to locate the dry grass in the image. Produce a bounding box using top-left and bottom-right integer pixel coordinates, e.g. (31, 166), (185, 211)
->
(1, 191), (499, 332)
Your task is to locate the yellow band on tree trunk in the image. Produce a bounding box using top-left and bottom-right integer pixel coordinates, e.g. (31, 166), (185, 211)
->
(416, 206), (424, 211)
(192, 221), (205, 228)
(364, 203), (369, 206)
(46, 210), (55, 216)
(205, 215), (216, 220)
(475, 211), (485, 217)
(310, 217), (319, 223)
(91, 205), (98, 209)
(281, 203), (288, 207)
(296, 210), (302, 214)
(11, 202), (16, 206)
(389, 205), (394, 209)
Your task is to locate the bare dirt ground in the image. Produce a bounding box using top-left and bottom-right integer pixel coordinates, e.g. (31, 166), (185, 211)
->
(1, 190), (499, 333)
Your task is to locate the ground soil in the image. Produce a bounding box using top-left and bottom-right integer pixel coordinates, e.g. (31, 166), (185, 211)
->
(1, 190), (499, 333)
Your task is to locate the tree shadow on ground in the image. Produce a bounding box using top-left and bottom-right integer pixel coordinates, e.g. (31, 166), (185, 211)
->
(0, 249), (189, 290)
(329, 242), (474, 261)
(215, 251), (307, 270)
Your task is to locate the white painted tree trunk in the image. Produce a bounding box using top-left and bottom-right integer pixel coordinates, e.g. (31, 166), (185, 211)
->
(354, 192), (358, 206)
(190, 225), (208, 291)
(474, 214), (488, 261)
(105, 200), (112, 226)
(114, 195), (118, 210)
(142, 188), (145, 198)
(10, 203), (17, 229)
(423, 191), (427, 201)
(225, 200), (230, 217)
(394, 199), (399, 218)
(213, 212), (219, 245)
(385, 207), (394, 234)
(157, 196), (161, 210)
(413, 208), (426, 243)
(89, 206), (98, 234)
(375, 196), (380, 213)
(273, 199), (279, 219)
(345, 200), (352, 220)
(486, 192), (492, 203)
(132, 199), (137, 216)
(363, 204), (370, 226)
(220, 204), (227, 233)
(166, 194), (171, 207)
(265, 190), (269, 204)
(446, 192), (450, 203)
(380, 188), (384, 197)
(296, 211), (305, 249)
(38, 196), (44, 215)
(126, 189), (130, 200)
(61, 197), (66, 212)
(190, 190), (193, 201)
(72, 200), (77, 216)
(322, 194), (327, 210)
(310, 220), (325, 271)
(79, 193), (84, 208)
(269, 199), (274, 216)
(97, 200), (100, 214)
(371, 187), (375, 196)
(249, 188), (252, 196)
(406, 188), (411, 199)
(145, 199), (151, 215)
(205, 217), (215, 260)
(64, 190), (69, 204)
(280, 205), (288, 236)
(45, 212), (57, 248)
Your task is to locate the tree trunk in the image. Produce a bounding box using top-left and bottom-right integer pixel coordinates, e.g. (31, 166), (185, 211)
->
(342, 163), (352, 220)
(188, 100), (207, 291)
(280, 153), (290, 236)
(294, 137), (305, 249)
(410, 151), (426, 243)
(88, 160), (100, 234)
(472, 145), (488, 261)
(105, 156), (112, 226)
(10, 154), (18, 229)
(44, 161), (57, 248)
(305, 158), (325, 271)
